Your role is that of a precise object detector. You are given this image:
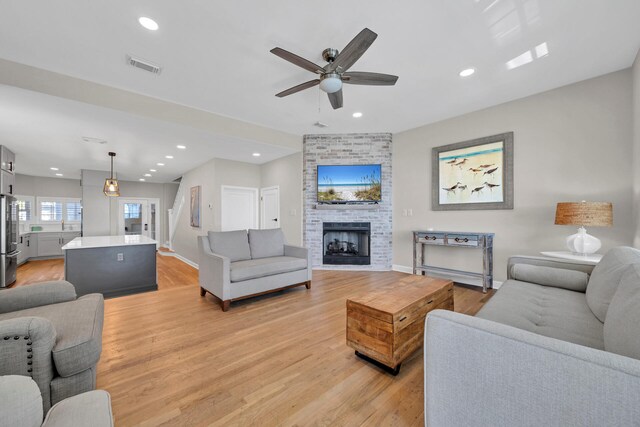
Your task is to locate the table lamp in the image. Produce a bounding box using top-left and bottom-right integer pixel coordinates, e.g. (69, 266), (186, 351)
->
(554, 201), (612, 255)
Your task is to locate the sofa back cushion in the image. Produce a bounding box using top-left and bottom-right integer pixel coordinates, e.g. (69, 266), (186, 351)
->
(603, 263), (640, 360)
(248, 228), (285, 259)
(207, 230), (251, 262)
(586, 247), (640, 322)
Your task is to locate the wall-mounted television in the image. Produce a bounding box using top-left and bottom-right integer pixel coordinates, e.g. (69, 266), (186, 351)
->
(317, 164), (382, 203)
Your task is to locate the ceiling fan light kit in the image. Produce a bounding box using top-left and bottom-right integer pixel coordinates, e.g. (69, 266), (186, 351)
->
(271, 28), (398, 109)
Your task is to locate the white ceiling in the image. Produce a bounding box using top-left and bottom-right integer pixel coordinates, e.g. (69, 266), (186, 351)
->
(0, 85), (296, 182)
(0, 0), (639, 180)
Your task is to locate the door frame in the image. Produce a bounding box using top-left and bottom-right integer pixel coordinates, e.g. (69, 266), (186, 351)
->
(117, 198), (160, 243)
(260, 185), (280, 229)
(220, 185), (259, 231)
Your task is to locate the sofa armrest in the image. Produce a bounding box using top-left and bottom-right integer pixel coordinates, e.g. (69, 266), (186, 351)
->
(284, 245), (312, 281)
(0, 317), (57, 412)
(424, 310), (640, 427)
(0, 281), (77, 314)
(43, 390), (114, 427)
(0, 375), (44, 427)
(507, 255), (595, 279)
(198, 236), (230, 299)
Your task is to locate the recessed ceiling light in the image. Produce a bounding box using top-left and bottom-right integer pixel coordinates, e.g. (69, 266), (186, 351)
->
(150, 169), (157, 172)
(144, 173), (152, 177)
(157, 163), (164, 166)
(252, 153), (261, 157)
(352, 112), (363, 118)
(176, 145), (186, 149)
(459, 68), (476, 77)
(138, 17), (159, 31)
(165, 155), (173, 159)
(55, 173), (63, 177)
(139, 178), (146, 181)
(50, 167), (59, 171)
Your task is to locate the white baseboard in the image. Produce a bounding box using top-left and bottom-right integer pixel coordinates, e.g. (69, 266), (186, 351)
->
(391, 264), (502, 290)
(174, 253), (199, 269)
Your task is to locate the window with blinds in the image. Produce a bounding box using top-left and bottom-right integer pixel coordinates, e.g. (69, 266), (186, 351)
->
(124, 203), (142, 219)
(16, 196), (34, 223)
(37, 197), (82, 222)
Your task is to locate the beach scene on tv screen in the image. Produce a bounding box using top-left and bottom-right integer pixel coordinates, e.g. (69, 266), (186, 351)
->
(317, 164), (381, 202)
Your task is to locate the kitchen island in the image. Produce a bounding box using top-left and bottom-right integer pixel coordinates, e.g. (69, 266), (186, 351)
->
(62, 235), (157, 297)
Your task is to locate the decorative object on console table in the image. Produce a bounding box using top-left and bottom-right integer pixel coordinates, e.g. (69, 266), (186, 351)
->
(190, 185), (201, 228)
(413, 230), (494, 292)
(554, 201), (612, 255)
(346, 274), (453, 375)
(431, 132), (513, 211)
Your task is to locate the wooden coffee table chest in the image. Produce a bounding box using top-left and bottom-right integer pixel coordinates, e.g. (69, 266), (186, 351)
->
(346, 275), (453, 374)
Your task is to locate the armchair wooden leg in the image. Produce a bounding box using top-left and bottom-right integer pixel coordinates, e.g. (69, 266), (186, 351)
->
(200, 287), (206, 297)
(305, 281), (311, 289)
(221, 300), (231, 312)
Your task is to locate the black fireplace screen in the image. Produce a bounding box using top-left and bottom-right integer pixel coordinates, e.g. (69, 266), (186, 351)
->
(323, 222), (371, 265)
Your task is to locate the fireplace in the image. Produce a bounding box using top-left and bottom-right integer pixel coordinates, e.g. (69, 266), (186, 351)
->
(323, 222), (371, 265)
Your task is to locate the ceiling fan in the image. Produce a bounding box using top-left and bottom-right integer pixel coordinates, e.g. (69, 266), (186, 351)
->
(270, 28), (398, 110)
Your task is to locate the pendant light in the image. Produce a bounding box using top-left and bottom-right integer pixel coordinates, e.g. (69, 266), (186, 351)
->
(103, 152), (120, 197)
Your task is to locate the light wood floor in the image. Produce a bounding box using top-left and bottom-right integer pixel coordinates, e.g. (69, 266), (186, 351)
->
(17, 256), (495, 426)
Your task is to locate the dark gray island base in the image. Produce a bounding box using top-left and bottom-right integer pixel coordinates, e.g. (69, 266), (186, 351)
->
(63, 235), (158, 298)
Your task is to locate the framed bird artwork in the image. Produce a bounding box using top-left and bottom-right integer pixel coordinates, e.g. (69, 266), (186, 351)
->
(431, 132), (514, 210)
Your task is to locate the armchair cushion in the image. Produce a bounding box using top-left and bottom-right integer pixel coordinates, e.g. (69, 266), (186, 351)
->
(248, 228), (285, 259)
(586, 246), (640, 322)
(0, 294), (104, 378)
(510, 264), (589, 292)
(230, 256), (307, 282)
(0, 375), (43, 427)
(207, 230), (251, 262)
(0, 281), (76, 314)
(43, 390), (113, 427)
(604, 263), (640, 359)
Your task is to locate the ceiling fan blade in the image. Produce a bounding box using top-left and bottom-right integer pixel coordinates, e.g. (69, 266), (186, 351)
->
(275, 79), (320, 97)
(270, 47), (325, 74)
(326, 28), (378, 73)
(327, 89), (343, 109)
(342, 71), (398, 86)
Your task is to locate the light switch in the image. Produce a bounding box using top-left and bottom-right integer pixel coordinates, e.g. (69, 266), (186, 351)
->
(117, 253), (124, 261)
(402, 209), (408, 217)
(408, 209), (413, 217)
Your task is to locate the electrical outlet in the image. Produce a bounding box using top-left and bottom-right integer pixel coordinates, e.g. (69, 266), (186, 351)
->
(117, 253), (124, 262)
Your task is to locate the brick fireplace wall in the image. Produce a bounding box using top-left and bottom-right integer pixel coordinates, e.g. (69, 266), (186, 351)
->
(303, 133), (392, 270)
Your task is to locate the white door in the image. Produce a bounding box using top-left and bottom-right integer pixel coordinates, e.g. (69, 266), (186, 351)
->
(117, 198), (160, 241)
(221, 186), (259, 231)
(260, 186), (280, 229)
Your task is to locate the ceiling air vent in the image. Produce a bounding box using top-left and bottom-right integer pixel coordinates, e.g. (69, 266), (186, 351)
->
(313, 121), (329, 128)
(126, 55), (162, 74)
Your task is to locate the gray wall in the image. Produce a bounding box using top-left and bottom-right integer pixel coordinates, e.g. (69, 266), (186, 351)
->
(633, 50), (640, 247)
(14, 173), (81, 198)
(260, 152), (303, 245)
(393, 69), (634, 282)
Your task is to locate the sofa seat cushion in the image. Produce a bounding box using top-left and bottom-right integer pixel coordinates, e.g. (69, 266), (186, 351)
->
(208, 230), (251, 262)
(0, 294), (104, 377)
(230, 256), (307, 282)
(476, 280), (604, 350)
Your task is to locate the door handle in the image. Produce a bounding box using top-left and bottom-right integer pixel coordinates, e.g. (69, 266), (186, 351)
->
(8, 161), (13, 172)
(8, 184), (12, 194)
(272, 218), (278, 222)
(144, 224), (148, 231)
(7, 251), (20, 258)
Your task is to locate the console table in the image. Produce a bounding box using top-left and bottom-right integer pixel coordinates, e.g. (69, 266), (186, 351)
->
(413, 231), (494, 292)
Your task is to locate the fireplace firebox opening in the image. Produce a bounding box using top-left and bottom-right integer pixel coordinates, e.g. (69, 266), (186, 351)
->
(323, 222), (371, 265)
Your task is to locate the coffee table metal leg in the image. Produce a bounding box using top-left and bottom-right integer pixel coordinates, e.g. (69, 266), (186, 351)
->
(355, 351), (401, 376)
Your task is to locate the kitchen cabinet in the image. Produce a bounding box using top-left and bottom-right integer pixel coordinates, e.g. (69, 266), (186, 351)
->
(0, 146), (15, 174)
(1, 170), (15, 195)
(37, 232), (81, 257)
(17, 234), (37, 265)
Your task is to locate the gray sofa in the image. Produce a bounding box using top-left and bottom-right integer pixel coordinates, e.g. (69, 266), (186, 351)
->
(198, 228), (311, 311)
(0, 281), (104, 412)
(0, 375), (113, 427)
(424, 247), (640, 427)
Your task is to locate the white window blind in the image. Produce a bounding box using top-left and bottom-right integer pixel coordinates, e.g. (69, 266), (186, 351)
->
(16, 196), (34, 223)
(37, 197), (82, 222)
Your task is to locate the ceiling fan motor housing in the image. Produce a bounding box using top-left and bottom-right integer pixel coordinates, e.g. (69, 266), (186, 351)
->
(322, 48), (339, 63)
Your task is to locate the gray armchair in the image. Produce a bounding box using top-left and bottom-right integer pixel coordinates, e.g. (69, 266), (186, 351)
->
(0, 375), (113, 427)
(0, 281), (104, 412)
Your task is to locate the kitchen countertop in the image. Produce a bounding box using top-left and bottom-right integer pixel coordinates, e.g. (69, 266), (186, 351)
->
(62, 235), (157, 250)
(20, 230), (81, 236)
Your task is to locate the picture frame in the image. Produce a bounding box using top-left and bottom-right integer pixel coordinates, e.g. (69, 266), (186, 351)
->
(190, 185), (201, 227)
(431, 132), (513, 211)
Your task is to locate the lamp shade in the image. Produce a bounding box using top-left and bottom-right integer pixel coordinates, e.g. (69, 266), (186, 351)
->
(554, 202), (612, 227)
(103, 178), (120, 197)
